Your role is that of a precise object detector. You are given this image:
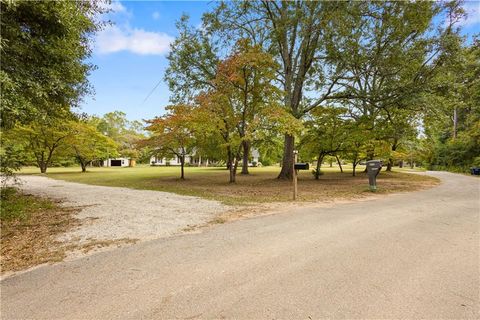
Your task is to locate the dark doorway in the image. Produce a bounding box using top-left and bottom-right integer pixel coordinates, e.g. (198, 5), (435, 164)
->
(111, 160), (122, 166)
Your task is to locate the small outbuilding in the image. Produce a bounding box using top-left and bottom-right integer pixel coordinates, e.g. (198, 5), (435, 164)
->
(103, 158), (132, 167)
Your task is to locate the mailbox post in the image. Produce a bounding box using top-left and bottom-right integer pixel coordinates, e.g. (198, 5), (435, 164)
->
(366, 160), (382, 191)
(293, 150), (298, 200)
(292, 151), (310, 200)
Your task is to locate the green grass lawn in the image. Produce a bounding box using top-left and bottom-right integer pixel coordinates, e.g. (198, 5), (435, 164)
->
(20, 164), (440, 205)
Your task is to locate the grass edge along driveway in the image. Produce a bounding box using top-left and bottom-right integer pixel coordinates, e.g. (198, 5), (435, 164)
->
(20, 165), (439, 206)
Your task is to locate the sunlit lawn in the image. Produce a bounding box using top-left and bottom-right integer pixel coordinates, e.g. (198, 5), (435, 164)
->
(20, 164), (439, 205)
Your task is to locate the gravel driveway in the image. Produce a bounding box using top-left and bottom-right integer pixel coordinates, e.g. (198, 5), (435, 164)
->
(18, 175), (228, 243)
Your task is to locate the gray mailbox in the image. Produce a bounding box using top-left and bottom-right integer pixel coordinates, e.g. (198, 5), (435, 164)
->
(294, 163), (309, 170)
(366, 160), (382, 191)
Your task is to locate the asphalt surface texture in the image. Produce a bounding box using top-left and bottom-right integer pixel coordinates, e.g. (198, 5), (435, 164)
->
(1, 171), (479, 319)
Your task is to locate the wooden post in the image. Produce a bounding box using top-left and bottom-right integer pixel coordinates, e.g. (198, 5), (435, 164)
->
(293, 151), (298, 200)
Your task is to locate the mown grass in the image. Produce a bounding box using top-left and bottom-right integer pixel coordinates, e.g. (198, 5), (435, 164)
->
(20, 165), (440, 205)
(1, 187), (56, 221)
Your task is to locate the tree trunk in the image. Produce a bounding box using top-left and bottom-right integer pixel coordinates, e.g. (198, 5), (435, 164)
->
(180, 156), (185, 180)
(228, 147), (235, 183)
(229, 165), (235, 183)
(315, 153), (324, 180)
(278, 134), (294, 180)
(241, 141), (250, 175)
(233, 157), (239, 180)
(36, 152), (47, 173)
(352, 156), (358, 177)
(386, 143), (397, 172)
(226, 151), (231, 170)
(229, 155), (237, 183)
(79, 158), (88, 173)
(335, 155), (343, 173)
(386, 159), (393, 172)
(42, 147), (57, 174)
(227, 151), (232, 170)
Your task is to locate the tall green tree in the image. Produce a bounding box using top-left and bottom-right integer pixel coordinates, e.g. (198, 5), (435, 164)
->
(332, 1), (463, 166)
(165, 15), (220, 103)
(145, 105), (197, 180)
(196, 41), (299, 182)
(93, 111), (146, 160)
(422, 37), (480, 171)
(217, 40), (282, 175)
(11, 120), (71, 173)
(300, 106), (350, 179)
(211, 1), (349, 179)
(1, 0), (105, 183)
(0, 0), (104, 128)
(341, 126), (369, 177)
(67, 121), (118, 172)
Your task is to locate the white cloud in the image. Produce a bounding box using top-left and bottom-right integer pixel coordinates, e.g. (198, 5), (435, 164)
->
(98, 0), (127, 14)
(94, 1), (174, 55)
(96, 25), (174, 55)
(462, 1), (480, 26)
(109, 1), (127, 13)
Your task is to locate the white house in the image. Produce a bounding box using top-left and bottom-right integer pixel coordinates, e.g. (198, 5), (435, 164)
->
(150, 149), (261, 167)
(150, 155), (193, 166)
(251, 149), (260, 165)
(103, 158), (131, 167)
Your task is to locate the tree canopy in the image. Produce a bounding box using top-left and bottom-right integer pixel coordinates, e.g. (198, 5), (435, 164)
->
(165, 0), (470, 178)
(0, 0), (104, 128)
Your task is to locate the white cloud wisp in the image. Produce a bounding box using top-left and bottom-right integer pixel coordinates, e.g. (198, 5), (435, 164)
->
(96, 25), (174, 55)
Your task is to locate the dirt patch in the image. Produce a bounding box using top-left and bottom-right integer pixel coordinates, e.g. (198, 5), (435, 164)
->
(0, 190), (140, 276)
(1, 192), (80, 274)
(140, 170), (440, 205)
(183, 173), (440, 232)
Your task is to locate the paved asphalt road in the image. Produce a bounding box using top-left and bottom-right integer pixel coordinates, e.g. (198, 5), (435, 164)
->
(1, 171), (479, 319)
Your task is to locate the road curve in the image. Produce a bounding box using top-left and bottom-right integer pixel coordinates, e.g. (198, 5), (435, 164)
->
(1, 171), (479, 319)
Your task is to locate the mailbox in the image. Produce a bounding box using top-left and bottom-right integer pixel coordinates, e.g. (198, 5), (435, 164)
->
(294, 163), (309, 170)
(366, 160), (382, 191)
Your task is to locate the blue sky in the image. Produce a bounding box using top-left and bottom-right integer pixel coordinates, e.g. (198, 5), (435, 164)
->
(81, 1), (214, 121)
(81, 0), (480, 122)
